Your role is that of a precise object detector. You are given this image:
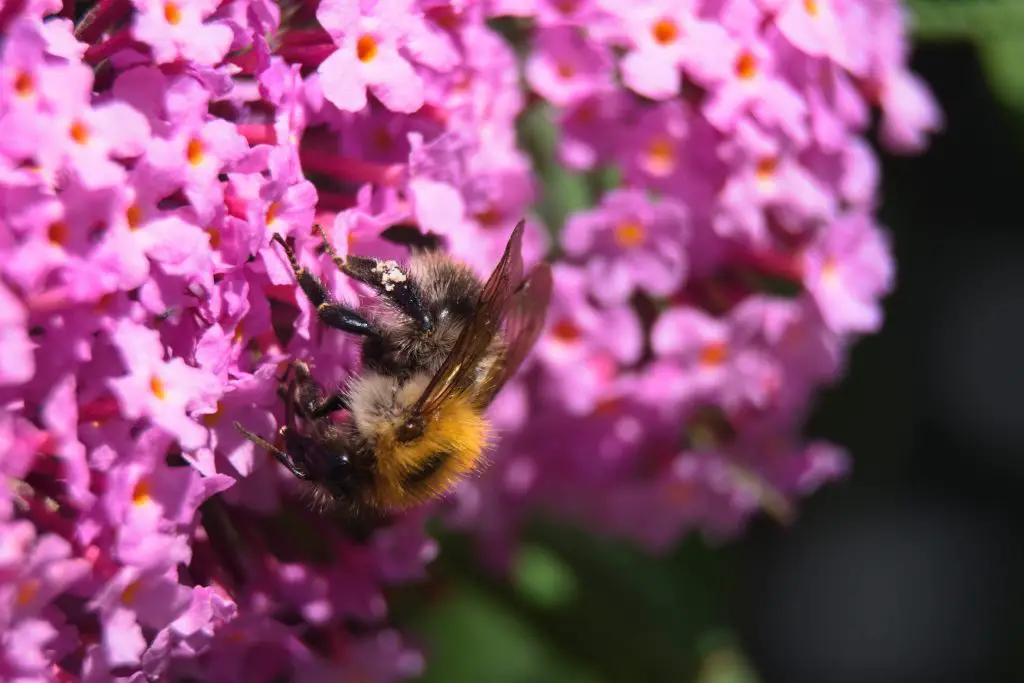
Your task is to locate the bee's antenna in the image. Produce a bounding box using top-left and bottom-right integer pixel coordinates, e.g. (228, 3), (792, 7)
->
(233, 422), (309, 481)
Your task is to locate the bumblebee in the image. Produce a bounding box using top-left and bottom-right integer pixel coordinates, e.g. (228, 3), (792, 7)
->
(235, 220), (552, 523)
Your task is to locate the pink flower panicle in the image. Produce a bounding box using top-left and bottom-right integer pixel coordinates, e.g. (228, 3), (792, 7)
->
(0, 0), (937, 681)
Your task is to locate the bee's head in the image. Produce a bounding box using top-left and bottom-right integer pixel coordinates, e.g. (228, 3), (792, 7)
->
(304, 436), (374, 503)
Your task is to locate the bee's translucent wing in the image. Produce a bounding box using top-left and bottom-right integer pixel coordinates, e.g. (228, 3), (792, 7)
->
(412, 220), (527, 419)
(475, 261), (552, 409)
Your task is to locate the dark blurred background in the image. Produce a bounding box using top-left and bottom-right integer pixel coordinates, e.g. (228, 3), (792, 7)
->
(401, 6), (1024, 683)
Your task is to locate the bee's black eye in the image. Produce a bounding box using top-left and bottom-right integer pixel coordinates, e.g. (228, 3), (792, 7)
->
(327, 454), (352, 482)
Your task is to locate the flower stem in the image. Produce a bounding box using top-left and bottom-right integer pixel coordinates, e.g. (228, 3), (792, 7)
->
(227, 48), (262, 75)
(275, 43), (336, 68)
(730, 247), (803, 282)
(316, 192), (356, 212)
(0, 0), (26, 33)
(84, 28), (139, 65)
(21, 493), (77, 543)
(79, 395), (121, 424)
(52, 664), (81, 683)
(26, 288), (71, 316)
(237, 123), (277, 146)
(75, 0), (131, 44)
(300, 148), (406, 187)
(280, 28), (333, 46)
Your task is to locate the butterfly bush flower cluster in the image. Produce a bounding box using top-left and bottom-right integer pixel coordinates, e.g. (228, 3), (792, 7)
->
(0, 0), (937, 680)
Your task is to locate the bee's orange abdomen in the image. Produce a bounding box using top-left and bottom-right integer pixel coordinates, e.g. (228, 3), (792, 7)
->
(372, 394), (491, 509)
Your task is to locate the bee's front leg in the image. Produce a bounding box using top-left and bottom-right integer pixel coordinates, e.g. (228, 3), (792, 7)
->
(270, 233), (379, 339)
(342, 255), (432, 332)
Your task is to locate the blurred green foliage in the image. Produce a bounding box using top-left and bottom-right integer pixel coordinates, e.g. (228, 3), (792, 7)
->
(909, 1), (1024, 109)
(402, 2), (1024, 681)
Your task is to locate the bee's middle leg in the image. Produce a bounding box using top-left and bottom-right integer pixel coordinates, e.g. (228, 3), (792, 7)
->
(290, 362), (350, 420)
(308, 393), (350, 419)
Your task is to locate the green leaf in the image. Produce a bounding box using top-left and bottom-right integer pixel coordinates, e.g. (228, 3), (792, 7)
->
(408, 578), (603, 683)
(910, 0), (1024, 41)
(694, 632), (762, 683)
(512, 542), (579, 609)
(516, 103), (594, 239)
(429, 521), (738, 683)
(977, 35), (1024, 111)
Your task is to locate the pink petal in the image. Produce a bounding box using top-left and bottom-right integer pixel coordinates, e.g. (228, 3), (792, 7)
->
(316, 0), (360, 38)
(318, 47), (368, 112)
(365, 49), (424, 114)
(621, 48), (680, 100)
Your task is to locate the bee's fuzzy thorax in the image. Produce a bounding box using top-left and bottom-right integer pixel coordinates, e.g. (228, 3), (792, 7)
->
(406, 249), (482, 313)
(358, 250), (481, 377)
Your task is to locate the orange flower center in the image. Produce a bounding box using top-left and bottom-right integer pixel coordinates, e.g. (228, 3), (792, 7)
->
(47, 221), (69, 246)
(551, 319), (581, 343)
(755, 156), (778, 184)
(206, 226), (221, 249)
(556, 62), (575, 79)
(187, 137), (204, 166)
(265, 201), (280, 226)
(132, 479), (152, 505)
(651, 18), (679, 45)
(614, 220), (645, 248)
(821, 257), (839, 282)
(122, 580), (143, 605)
(202, 402), (224, 427)
(735, 51), (758, 80)
(475, 206), (502, 227)
(14, 71), (34, 97)
(699, 341), (728, 367)
(164, 2), (182, 24)
(16, 579), (39, 607)
(126, 203), (142, 230)
(149, 375), (167, 400)
(643, 137), (676, 177)
(803, 0), (819, 16)
(69, 120), (89, 145)
(426, 5), (461, 30)
(357, 34), (378, 62)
